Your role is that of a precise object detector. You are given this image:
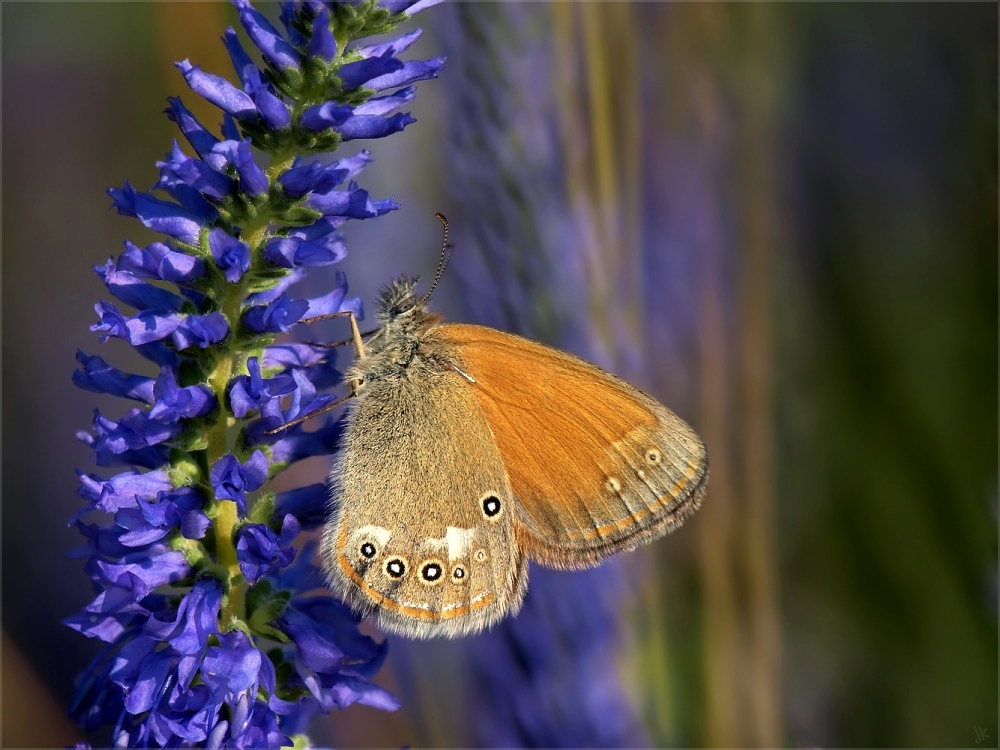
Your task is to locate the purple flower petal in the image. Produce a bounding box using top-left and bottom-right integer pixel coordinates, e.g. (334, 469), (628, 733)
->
(149, 367), (216, 422)
(234, 0), (300, 72)
(300, 101), (352, 131)
(96, 550), (191, 591)
(164, 96), (224, 168)
(378, 0), (444, 14)
(210, 450), (269, 514)
(308, 8), (336, 62)
(338, 53), (404, 91)
(73, 351), (156, 403)
(108, 181), (205, 245)
(95, 259), (187, 313)
(222, 27), (258, 88)
(302, 271), (362, 319)
(365, 57), (445, 92)
(212, 140), (269, 197)
(171, 312), (229, 350)
(209, 228), (252, 283)
(118, 241), (206, 284)
(145, 580), (223, 655)
(158, 141), (236, 202)
(91, 408), (183, 454)
(176, 59), (257, 119)
(305, 183), (398, 218)
(242, 294), (309, 333)
(228, 356), (297, 418)
(236, 514), (299, 584)
(352, 87), (415, 116)
(336, 112), (415, 141)
(355, 29), (422, 59)
(92, 300), (184, 346)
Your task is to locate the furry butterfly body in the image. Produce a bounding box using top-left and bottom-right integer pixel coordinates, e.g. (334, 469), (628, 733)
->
(320, 278), (708, 638)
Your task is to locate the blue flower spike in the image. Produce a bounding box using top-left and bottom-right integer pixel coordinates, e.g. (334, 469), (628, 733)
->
(68, 1), (442, 746)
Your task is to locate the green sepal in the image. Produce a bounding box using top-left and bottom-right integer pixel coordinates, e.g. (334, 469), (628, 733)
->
(254, 623), (290, 643)
(175, 427), (210, 453)
(221, 614), (253, 637)
(168, 454), (202, 487)
(290, 734), (312, 750)
(275, 205), (324, 227)
(246, 579), (292, 642)
(246, 271), (291, 294)
(170, 536), (209, 567)
(276, 65), (304, 95)
(249, 491), (276, 525)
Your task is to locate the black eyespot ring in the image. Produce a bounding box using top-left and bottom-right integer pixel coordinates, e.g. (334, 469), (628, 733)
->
(646, 448), (662, 465)
(451, 565), (467, 583)
(482, 494), (502, 519)
(385, 557), (407, 579)
(475, 549), (487, 562)
(360, 542), (377, 559)
(420, 561), (443, 585)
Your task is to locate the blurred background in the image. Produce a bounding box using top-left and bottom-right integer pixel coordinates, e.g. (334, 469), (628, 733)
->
(2, 3), (996, 747)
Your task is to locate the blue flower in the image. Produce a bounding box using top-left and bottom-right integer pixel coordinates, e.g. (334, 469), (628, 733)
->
(70, 0), (443, 745)
(148, 368), (216, 423)
(209, 229), (253, 283)
(228, 356), (297, 418)
(108, 181), (209, 245)
(171, 312), (229, 350)
(237, 514), (300, 584)
(210, 450), (269, 514)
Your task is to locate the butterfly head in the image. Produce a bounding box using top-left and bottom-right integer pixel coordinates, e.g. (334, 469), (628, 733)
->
(378, 276), (424, 320)
(375, 276), (442, 336)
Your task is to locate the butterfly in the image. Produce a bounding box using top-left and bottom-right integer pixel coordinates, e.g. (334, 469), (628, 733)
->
(273, 216), (708, 638)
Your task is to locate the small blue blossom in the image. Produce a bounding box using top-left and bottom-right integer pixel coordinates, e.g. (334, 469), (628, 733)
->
(210, 450), (269, 515)
(148, 368), (216, 423)
(108, 181), (209, 244)
(237, 514), (301, 584)
(228, 356), (297, 418)
(209, 229), (253, 283)
(70, 0), (442, 745)
(91, 300), (184, 346)
(171, 312), (229, 350)
(242, 294), (310, 334)
(118, 240), (206, 284)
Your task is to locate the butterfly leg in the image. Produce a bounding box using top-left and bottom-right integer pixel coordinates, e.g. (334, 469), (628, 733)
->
(263, 390), (355, 435)
(301, 330), (378, 350)
(301, 310), (367, 359)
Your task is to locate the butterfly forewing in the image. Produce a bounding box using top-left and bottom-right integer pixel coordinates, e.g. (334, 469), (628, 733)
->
(323, 366), (528, 638)
(435, 324), (708, 570)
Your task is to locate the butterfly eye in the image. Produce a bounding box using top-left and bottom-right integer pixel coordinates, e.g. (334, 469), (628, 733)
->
(393, 298), (416, 316)
(451, 565), (467, 584)
(384, 557), (407, 579)
(360, 542), (377, 559)
(419, 560), (444, 585)
(481, 493), (502, 520)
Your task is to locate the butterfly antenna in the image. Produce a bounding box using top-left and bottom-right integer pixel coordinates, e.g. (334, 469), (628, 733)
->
(422, 212), (453, 303)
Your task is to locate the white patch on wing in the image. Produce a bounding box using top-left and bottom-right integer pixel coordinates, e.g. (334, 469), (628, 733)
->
(446, 526), (474, 560)
(354, 525), (391, 547)
(422, 527), (475, 560)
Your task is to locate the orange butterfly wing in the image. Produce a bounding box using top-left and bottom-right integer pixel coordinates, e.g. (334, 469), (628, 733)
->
(432, 324), (708, 570)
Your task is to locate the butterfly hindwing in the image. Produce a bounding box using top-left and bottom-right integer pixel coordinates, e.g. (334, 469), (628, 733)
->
(323, 365), (527, 638)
